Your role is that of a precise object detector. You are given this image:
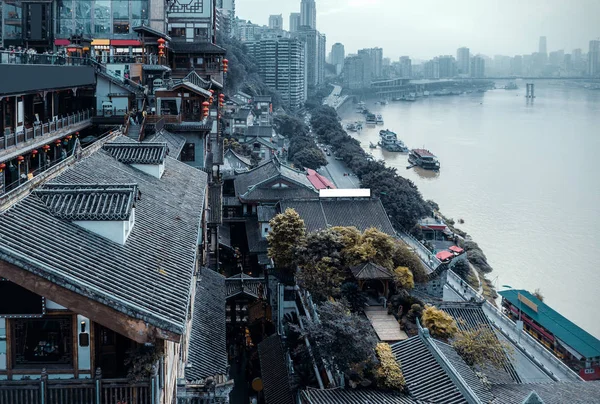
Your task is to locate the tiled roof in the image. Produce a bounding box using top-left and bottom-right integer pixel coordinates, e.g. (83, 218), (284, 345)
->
(490, 381), (600, 404)
(225, 273), (265, 299)
(257, 205), (277, 222)
(146, 130), (186, 160)
(103, 142), (168, 165)
(306, 168), (335, 190)
(439, 302), (521, 383)
(246, 125), (274, 138)
(351, 262), (394, 280)
(219, 224), (231, 249)
(279, 198), (396, 236)
(433, 340), (495, 404)
(499, 289), (600, 359)
(390, 335), (467, 404)
(208, 183), (223, 225)
(246, 218), (269, 253)
(253, 95), (272, 103)
(0, 150), (208, 336)
(258, 334), (295, 404)
(242, 136), (278, 150)
(186, 268), (228, 382)
(34, 183), (137, 221)
(132, 24), (171, 41)
(168, 41), (227, 54)
(300, 388), (421, 403)
(211, 134), (224, 165)
(233, 109), (253, 120)
(224, 148), (252, 167)
(233, 159), (317, 202)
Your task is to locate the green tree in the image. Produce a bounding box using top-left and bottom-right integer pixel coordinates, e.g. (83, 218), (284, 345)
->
(393, 266), (414, 290)
(374, 343), (405, 391)
(298, 301), (377, 375)
(421, 305), (458, 340)
(292, 147), (328, 169)
(452, 326), (513, 369)
(341, 282), (367, 313)
(297, 260), (344, 302)
(392, 243), (429, 283)
(533, 288), (544, 302)
(274, 114), (308, 139)
(267, 208), (306, 270)
(451, 259), (471, 281)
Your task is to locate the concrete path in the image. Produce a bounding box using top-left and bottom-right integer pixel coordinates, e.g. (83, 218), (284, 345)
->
(365, 306), (408, 342)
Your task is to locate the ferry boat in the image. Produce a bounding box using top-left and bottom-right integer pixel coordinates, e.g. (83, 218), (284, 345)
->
(376, 114), (384, 124)
(346, 123), (357, 132)
(356, 122), (363, 131)
(505, 81), (519, 90)
(408, 149), (440, 170)
(365, 113), (377, 125)
(378, 129), (409, 152)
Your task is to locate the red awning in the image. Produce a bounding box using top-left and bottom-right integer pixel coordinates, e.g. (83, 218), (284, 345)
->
(111, 40), (141, 46)
(54, 39), (70, 46)
(436, 251), (454, 261)
(449, 246), (464, 254)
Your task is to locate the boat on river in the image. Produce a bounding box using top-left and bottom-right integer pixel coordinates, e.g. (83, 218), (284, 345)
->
(378, 129), (408, 152)
(366, 113), (377, 125)
(346, 123), (357, 132)
(408, 149), (440, 170)
(376, 114), (384, 124)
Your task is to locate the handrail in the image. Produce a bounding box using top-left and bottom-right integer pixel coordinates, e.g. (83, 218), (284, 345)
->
(0, 51), (91, 66)
(89, 58), (146, 92)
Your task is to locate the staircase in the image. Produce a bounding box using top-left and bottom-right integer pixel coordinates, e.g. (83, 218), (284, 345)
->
(90, 60), (145, 98)
(127, 122), (142, 141)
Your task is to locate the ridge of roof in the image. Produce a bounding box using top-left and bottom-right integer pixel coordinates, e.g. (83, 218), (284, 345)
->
(103, 142), (168, 165)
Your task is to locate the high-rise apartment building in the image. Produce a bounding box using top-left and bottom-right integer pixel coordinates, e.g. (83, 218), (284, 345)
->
(471, 56), (485, 78)
(295, 26), (319, 89)
(300, 0), (316, 29)
(457, 47), (470, 75)
(289, 13), (301, 32)
(589, 40), (600, 77)
(317, 33), (326, 85)
(357, 47), (383, 78)
(399, 56), (412, 78)
(331, 42), (345, 75)
(247, 37), (307, 110)
(344, 56), (369, 89)
(268, 14), (283, 30)
(438, 55), (456, 78)
(216, 0), (236, 38)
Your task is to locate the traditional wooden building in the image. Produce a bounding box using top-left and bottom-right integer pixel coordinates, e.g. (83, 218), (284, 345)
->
(0, 136), (230, 403)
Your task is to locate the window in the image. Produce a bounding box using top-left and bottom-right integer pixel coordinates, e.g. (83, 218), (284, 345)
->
(13, 316), (73, 368)
(112, 0), (129, 19)
(181, 143), (196, 162)
(113, 21), (130, 34)
(131, 0), (148, 19)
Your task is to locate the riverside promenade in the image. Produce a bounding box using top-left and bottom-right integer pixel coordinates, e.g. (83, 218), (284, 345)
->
(322, 84), (349, 110)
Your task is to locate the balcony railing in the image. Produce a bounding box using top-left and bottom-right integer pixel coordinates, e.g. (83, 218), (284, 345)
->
(1, 109), (92, 152)
(0, 368), (159, 404)
(0, 51), (92, 66)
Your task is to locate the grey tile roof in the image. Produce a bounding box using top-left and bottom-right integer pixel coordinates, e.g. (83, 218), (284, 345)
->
(279, 198), (396, 236)
(234, 158), (317, 202)
(246, 218), (269, 253)
(224, 148), (252, 167)
(210, 134), (224, 165)
(242, 136), (278, 150)
(491, 381), (600, 404)
(208, 183), (223, 225)
(253, 95), (272, 103)
(258, 334), (295, 404)
(351, 262), (394, 280)
(439, 302), (521, 384)
(390, 335), (467, 404)
(433, 340), (495, 404)
(246, 125), (274, 138)
(103, 142), (168, 165)
(225, 273), (265, 299)
(168, 41), (227, 54)
(233, 109), (253, 120)
(146, 130), (186, 160)
(300, 388), (422, 403)
(257, 205), (277, 222)
(34, 183), (137, 221)
(186, 268), (228, 382)
(219, 225), (231, 249)
(0, 150), (208, 336)
(223, 196), (242, 207)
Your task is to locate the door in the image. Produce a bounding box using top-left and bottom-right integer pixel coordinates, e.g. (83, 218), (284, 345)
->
(94, 324), (133, 378)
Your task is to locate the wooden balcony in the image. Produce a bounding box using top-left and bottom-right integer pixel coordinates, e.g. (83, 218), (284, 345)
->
(0, 368), (158, 404)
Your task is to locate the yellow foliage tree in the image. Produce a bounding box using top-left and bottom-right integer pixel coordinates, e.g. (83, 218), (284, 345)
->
(421, 305), (458, 340)
(374, 343), (405, 391)
(453, 326), (513, 369)
(361, 228), (396, 270)
(393, 266), (414, 290)
(267, 208), (306, 269)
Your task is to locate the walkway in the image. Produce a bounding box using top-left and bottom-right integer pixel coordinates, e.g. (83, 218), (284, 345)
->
(322, 84), (349, 110)
(365, 306), (408, 342)
(445, 270), (582, 382)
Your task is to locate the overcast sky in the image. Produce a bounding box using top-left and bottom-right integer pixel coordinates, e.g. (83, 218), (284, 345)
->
(236, 0), (600, 60)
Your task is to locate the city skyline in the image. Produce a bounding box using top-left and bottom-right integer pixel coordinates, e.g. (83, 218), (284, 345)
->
(237, 0), (600, 60)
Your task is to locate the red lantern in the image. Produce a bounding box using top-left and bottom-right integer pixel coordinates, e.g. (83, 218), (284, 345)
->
(43, 145), (51, 152)
(55, 139), (62, 145)
(66, 134), (72, 140)
(31, 149), (39, 156)
(202, 101), (210, 107)
(209, 89), (214, 94)
(0, 163), (5, 172)
(75, 131), (79, 137)
(222, 58), (228, 73)
(209, 97), (214, 104)
(17, 155), (24, 164)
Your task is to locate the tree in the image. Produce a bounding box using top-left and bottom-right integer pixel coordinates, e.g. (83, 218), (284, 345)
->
(374, 343), (405, 391)
(298, 301), (377, 375)
(452, 326), (513, 369)
(392, 243), (429, 283)
(274, 114), (308, 139)
(421, 305), (458, 340)
(393, 266), (414, 290)
(451, 259), (471, 281)
(360, 228), (396, 269)
(267, 208), (306, 270)
(533, 288), (544, 302)
(292, 147), (328, 169)
(341, 282), (367, 313)
(407, 304), (423, 321)
(297, 260), (344, 302)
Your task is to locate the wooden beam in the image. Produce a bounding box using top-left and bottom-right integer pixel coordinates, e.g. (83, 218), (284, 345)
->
(0, 261), (181, 344)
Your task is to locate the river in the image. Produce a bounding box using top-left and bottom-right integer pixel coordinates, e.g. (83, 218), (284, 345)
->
(338, 81), (600, 338)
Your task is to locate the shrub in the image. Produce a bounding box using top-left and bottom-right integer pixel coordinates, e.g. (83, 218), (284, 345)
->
(421, 305), (458, 340)
(374, 343), (405, 391)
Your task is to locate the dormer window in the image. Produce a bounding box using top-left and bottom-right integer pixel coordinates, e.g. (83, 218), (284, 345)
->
(103, 142), (168, 179)
(35, 184), (139, 245)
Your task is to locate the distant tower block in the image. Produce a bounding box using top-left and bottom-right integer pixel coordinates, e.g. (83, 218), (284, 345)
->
(526, 83), (535, 98)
